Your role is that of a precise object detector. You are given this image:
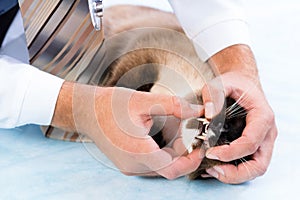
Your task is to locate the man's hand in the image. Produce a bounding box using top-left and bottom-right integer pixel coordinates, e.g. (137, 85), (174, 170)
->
(52, 82), (205, 179)
(201, 44), (278, 184)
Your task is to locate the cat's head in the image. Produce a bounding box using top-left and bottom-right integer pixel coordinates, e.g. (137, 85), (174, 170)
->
(181, 97), (248, 179)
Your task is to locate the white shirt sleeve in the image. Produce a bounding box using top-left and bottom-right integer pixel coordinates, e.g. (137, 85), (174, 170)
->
(0, 56), (64, 128)
(168, 0), (251, 61)
(0, 11), (64, 129)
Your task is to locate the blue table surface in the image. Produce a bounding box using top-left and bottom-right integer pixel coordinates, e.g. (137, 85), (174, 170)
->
(1, 0), (300, 199)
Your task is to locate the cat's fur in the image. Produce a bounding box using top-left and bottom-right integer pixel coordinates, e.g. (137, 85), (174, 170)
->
(98, 5), (248, 179)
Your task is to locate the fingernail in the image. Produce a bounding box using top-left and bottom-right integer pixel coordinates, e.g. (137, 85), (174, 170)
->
(206, 153), (219, 160)
(205, 102), (215, 119)
(206, 168), (219, 178)
(213, 166), (225, 176)
(206, 149), (219, 160)
(201, 174), (213, 178)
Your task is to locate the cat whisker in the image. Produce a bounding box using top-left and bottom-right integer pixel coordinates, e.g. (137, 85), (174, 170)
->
(226, 105), (245, 118)
(226, 101), (242, 112)
(238, 158), (252, 179)
(226, 89), (255, 116)
(241, 158), (262, 173)
(224, 140), (231, 145)
(226, 109), (245, 118)
(238, 157), (266, 179)
(226, 112), (247, 120)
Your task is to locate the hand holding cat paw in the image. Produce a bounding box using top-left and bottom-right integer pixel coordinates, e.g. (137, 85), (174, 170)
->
(70, 83), (204, 179)
(201, 72), (278, 184)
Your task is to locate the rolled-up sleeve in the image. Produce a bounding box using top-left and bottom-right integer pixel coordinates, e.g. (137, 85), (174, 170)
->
(0, 56), (64, 128)
(168, 0), (251, 61)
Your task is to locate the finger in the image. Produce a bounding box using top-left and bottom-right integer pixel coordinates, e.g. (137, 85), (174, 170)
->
(206, 151), (270, 184)
(201, 174), (214, 179)
(201, 79), (225, 119)
(206, 126), (277, 184)
(122, 170), (160, 177)
(121, 139), (203, 179)
(161, 139), (189, 159)
(252, 125), (278, 169)
(139, 172), (161, 177)
(201, 73), (261, 119)
(206, 108), (274, 161)
(172, 137), (189, 156)
(136, 92), (204, 119)
(155, 148), (205, 180)
(206, 161), (259, 184)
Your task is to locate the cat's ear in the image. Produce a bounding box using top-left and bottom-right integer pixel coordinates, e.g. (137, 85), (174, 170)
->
(103, 5), (182, 37)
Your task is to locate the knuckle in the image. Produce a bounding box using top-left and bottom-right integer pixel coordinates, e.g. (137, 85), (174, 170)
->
(164, 168), (179, 180)
(166, 175), (176, 180)
(171, 96), (179, 112)
(219, 177), (239, 185)
(269, 112), (275, 124)
(226, 180), (239, 185)
(246, 142), (259, 154)
(164, 172), (177, 180)
(273, 127), (279, 139)
(192, 158), (202, 170)
(222, 175), (250, 185)
(171, 96), (179, 105)
(191, 162), (200, 172)
(269, 123), (279, 142)
(121, 171), (135, 176)
(263, 108), (275, 125)
(257, 164), (268, 177)
(262, 108), (278, 140)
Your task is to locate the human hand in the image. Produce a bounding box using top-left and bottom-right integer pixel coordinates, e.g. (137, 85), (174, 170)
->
(197, 44), (278, 184)
(52, 82), (205, 179)
(201, 72), (278, 184)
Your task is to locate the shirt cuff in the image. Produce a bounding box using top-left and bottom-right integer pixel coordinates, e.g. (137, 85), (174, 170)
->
(0, 56), (64, 127)
(191, 19), (251, 61)
(18, 66), (64, 127)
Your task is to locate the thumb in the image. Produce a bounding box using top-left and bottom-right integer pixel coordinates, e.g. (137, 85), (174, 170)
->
(142, 93), (204, 119)
(201, 78), (225, 119)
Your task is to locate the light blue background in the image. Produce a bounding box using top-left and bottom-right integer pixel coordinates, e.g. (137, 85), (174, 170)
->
(0, 0), (299, 199)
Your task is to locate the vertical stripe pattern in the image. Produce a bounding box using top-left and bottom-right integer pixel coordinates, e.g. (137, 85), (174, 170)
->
(20, 0), (104, 142)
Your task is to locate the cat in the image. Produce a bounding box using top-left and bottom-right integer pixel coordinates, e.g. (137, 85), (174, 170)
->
(95, 4), (249, 179)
